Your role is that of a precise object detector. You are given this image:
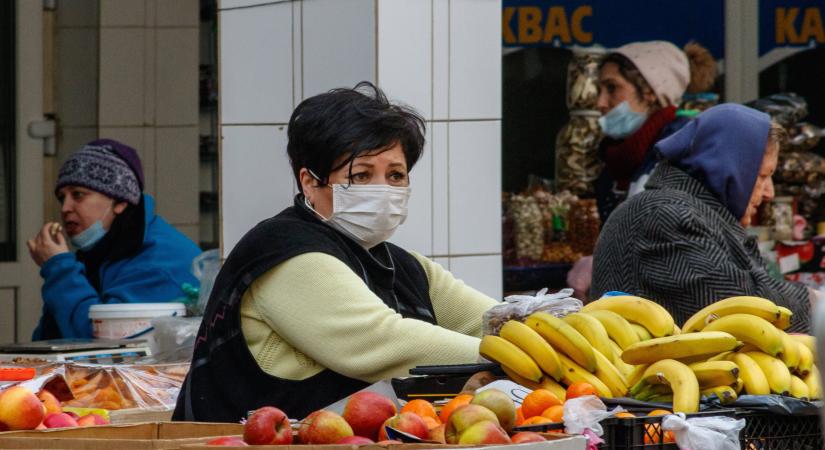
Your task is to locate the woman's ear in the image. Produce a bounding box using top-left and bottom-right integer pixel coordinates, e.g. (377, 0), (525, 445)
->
(113, 201), (129, 215)
(299, 168), (317, 201)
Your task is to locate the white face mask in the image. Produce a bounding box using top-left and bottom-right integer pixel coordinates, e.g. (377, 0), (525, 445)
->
(307, 184), (410, 249)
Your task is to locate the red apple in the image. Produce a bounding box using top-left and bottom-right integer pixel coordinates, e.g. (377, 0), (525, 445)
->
(376, 412), (429, 441)
(342, 391), (397, 441)
(511, 431), (547, 443)
(37, 390), (62, 415)
(471, 388), (516, 431)
(337, 435), (375, 444)
(43, 412), (79, 429)
(206, 436), (249, 446)
(444, 404), (499, 444)
(76, 413), (109, 427)
(243, 407), (293, 445)
(457, 420), (511, 444)
(0, 386), (45, 430)
(298, 410), (353, 444)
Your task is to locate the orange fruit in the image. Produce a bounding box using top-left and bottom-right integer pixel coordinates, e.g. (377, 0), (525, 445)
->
(521, 389), (562, 419)
(540, 404), (564, 423)
(515, 407), (525, 426)
(566, 382), (597, 400)
(644, 409), (675, 444)
(521, 415), (555, 425)
(402, 399), (440, 423)
(439, 394), (473, 423)
(614, 412), (636, 419)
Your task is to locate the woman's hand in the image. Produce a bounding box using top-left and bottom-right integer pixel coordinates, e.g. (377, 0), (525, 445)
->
(27, 222), (69, 267)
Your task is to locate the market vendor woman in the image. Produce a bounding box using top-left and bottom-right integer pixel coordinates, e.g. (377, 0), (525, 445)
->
(28, 140), (202, 340)
(174, 83), (499, 422)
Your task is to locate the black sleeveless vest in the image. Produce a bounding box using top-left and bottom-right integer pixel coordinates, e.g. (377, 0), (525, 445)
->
(172, 196), (436, 422)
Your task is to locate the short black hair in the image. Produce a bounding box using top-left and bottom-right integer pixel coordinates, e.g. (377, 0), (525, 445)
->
(287, 81), (426, 193)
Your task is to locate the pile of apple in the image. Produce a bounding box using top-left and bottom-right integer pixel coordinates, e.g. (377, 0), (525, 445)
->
(208, 389), (553, 446)
(0, 386), (109, 431)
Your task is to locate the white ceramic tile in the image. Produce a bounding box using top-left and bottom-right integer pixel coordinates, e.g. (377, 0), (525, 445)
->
(433, 257), (450, 271)
(56, 28), (98, 127)
(219, 0), (274, 9)
(155, 126), (199, 224)
(0, 289), (15, 344)
(99, 29), (145, 126)
(145, 0), (156, 27)
(449, 0), (501, 120)
(144, 28), (156, 125)
(292, 1), (302, 108)
(449, 255), (503, 300)
(301, 0), (375, 99)
(56, 127), (97, 169)
(101, 0), (145, 26)
(431, 122), (449, 255)
(155, 0), (199, 27)
(220, 3), (293, 124)
(156, 28), (199, 125)
(377, 0), (431, 120)
(449, 121), (501, 255)
(389, 123), (433, 255)
(142, 127), (157, 196)
(221, 125), (295, 256)
(57, 0), (99, 27)
(432, 0), (449, 120)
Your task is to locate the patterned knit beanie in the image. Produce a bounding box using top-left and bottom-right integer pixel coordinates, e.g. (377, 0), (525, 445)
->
(55, 139), (144, 205)
(615, 41), (690, 108)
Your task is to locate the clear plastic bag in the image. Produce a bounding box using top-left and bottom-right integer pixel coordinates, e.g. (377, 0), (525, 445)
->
(563, 395), (625, 436)
(483, 288), (583, 336)
(191, 249), (221, 315)
(661, 413), (745, 450)
(148, 316), (202, 362)
(60, 363), (188, 410)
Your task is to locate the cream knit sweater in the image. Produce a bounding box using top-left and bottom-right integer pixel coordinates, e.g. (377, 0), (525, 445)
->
(240, 251), (499, 383)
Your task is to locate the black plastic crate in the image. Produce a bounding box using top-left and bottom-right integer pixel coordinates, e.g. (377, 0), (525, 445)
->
(599, 409), (736, 449)
(738, 411), (822, 450)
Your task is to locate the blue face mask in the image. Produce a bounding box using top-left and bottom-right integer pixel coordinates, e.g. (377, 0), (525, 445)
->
(70, 208), (111, 251)
(598, 101), (648, 139)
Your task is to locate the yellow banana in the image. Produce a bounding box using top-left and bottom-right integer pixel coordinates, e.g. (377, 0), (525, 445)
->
(672, 324), (681, 335)
(500, 365), (566, 401)
(745, 352), (791, 395)
(778, 332), (800, 371)
(563, 312), (615, 363)
(620, 331), (740, 365)
(557, 352), (613, 398)
(803, 366), (821, 400)
(593, 348), (629, 397)
(790, 375), (810, 400)
(499, 320), (563, 381)
(525, 312), (597, 373)
(500, 364), (541, 389)
(681, 296), (780, 333)
(584, 310), (640, 350)
(707, 351), (735, 362)
(726, 353), (770, 395)
(732, 378), (744, 394)
(639, 359), (700, 413)
(688, 360), (739, 389)
(701, 314), (784, 357)
(701, 385), (738, 405)
(627, 363), (650, 387)
(772, 306), (792, 330)
(608, 339), (636, 377)
(581, 295), (674, 337)
(796, 341), (813, 377)
(789, 334), (816, 362)
(631, 323), (653, 341)
(479, 335), (543, 382)
(539, 375), (568, 401)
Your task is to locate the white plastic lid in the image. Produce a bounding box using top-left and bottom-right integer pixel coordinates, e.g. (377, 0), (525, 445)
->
(88, 302), (187, 320)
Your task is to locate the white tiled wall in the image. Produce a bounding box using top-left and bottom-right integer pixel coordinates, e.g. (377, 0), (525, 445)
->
(219, 0), (503, 299)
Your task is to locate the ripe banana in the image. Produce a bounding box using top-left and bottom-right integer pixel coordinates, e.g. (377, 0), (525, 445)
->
(745, 352), (791, 395)
(620, 331), (740, 365)
(701, 385), (738, 405)
(672, 324), (681, 335)
(479, 335), (543, 382)
(789, 334), (816, 362)
(688, 361), (739, 389)
(525, 312), (597, 373)
(563, 312), (614, 363)
(707, 351), (735, 362)
(726, 353), (770, 395)
(499, 320), (563, 381)
(681, 296), (780, 333)
(557, 352), (613, 398)
(631, 323), (653, 341)
(790, 375), (810, 400)
(803, 366), (821, 400)
(581, 295), (675, 337)
(773, 306), (792, 330)
(701, 314), (784, 357)
(593, 348), (629, 397)
(796, 340), (813, 377)
(778, 332), (800, 371)
(732, 378), (744, 394)
(584, 310), (640, 350)
(540, 375), (568, 401)
(637, 359), (700, 413)
(500, 365), (567, 400)
(608, 339), (636, 377)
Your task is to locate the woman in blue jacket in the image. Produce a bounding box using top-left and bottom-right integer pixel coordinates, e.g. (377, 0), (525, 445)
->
(27, 139), (202, 340)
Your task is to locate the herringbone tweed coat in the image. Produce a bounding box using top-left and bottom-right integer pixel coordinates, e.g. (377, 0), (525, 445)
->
(591, 161), (809, 332)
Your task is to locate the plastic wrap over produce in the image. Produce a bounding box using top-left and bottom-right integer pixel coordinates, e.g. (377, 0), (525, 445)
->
(555, 113), (603, 196)
(483, 288), (583, 336)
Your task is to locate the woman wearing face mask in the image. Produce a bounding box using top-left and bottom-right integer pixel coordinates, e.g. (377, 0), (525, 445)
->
(173, 82), (499, 422)
(592, 104), (816, 331)
(27, 140), (202, 340)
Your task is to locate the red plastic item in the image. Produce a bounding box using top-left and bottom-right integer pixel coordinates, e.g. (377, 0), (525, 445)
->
(0, 367), (36, 381)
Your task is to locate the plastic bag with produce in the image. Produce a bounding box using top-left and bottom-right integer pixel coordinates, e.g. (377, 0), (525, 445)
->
(483, 288), (582, 336)
(563, 395), (625, 437)
(661, 413), (745, 450)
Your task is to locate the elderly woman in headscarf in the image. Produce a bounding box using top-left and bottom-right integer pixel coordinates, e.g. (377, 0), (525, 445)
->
(591, 103), (815, 332)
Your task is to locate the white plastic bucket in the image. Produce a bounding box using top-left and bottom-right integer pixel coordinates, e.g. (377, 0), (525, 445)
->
(89, 302), (187, 340)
